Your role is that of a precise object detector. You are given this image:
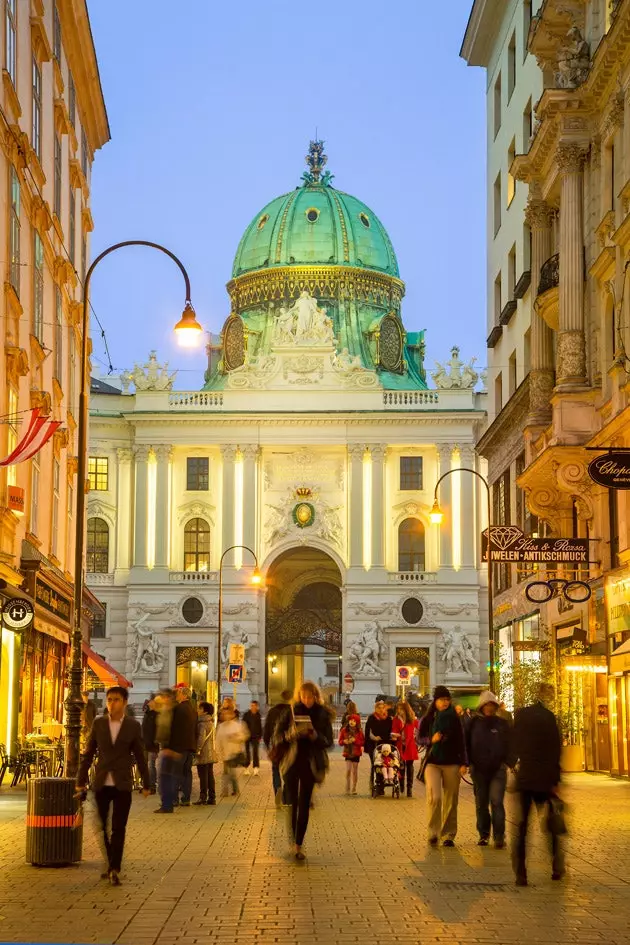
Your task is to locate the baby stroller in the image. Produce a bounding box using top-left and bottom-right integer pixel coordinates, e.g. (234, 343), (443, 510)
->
(372, 743), (401, 798)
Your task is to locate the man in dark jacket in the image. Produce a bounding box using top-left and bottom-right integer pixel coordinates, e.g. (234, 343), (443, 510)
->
(466, 691), (514, 848)
(263, 690), (292, 807)
(364, 700), (393, 794)
(243, 701), (263, 774)
(511, 683), (564, 886)
(141, 696), (159, 793)
(77, 686), (150, 885)
(155, 684), (197, 813)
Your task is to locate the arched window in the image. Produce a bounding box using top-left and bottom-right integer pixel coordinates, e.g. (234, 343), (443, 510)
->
(86, 517), (109, 573)
(184, 518), (210, 572)
(398, 518), (425, 573)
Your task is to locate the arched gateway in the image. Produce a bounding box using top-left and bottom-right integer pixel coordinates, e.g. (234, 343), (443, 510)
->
(264, 547), (342, 705)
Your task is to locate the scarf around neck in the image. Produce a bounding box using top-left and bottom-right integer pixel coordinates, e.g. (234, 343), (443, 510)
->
(430, 704), (458, 763)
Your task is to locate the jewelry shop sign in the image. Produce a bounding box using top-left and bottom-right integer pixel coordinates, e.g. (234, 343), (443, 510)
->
(481, 527), (588, 564)
(588, 451), (630, 490)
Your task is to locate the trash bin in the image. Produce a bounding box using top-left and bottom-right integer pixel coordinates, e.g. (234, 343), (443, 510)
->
(26, 777), (83, 866)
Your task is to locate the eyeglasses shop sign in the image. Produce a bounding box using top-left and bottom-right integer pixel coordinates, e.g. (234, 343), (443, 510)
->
(588, 452), (630, 489)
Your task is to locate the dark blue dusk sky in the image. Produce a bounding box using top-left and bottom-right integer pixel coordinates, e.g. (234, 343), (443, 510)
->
(86, 1), (486, 390)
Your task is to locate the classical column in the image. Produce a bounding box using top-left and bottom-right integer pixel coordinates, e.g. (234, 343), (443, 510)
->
(459, 446), (476, 569)
(115, 448), (133, 573)
(525, 193), (556, 421)
(557, 144), (588, 388)
(221, 445), (237, 566)
(241, 445), (259, 555)
(370, 445), (386, 569)
(437, 444), (453, 569)
(349, 444), (365, 568)
(132, 445), (150, 569)
(154, 445), (172, 569)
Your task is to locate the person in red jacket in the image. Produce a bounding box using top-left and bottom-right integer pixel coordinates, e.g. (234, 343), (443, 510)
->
(392, 701), (419, 797)
(338, 714), (365, 795)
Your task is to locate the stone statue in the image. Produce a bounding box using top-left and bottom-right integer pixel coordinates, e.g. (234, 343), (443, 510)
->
(555, 27), (590, 90)
(349, 621), (386, 677)
(125, 351), (177, 392)
(221, 624), (250, 668)
(131, 613), (165, 675)
(273, 291), (333, 345)
(438, 626), (478, 677)
(431, 346), (479, 390)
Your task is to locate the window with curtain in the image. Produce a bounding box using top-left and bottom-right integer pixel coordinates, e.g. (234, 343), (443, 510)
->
(9, 166), (20, 295)
(398, 518), (425, 573)
(87, 518), (109, 573)
(184, 518), (210, 572)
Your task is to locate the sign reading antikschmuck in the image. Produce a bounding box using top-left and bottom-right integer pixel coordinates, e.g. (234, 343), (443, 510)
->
(481, 526), (588, 564)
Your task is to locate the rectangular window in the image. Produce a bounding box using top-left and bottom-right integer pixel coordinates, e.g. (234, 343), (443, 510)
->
(493, 74), (502, 138)
(53, 2), (61, 61)
(523, 327), (531, 375)
(81, 236), (87, 284)
(68, 72), (76, 129)
(54, 287), (63, 382)
(494, 173), (501, 236)
(509, 350), (517, 396)
(508, 33), (516, 100)
(9, 166), (20, 295)
(494, 372), (503, 414)
(523, 222), (532, 271)
(88, 456), (109, 491)
(69, 189), (76, 264)
(508, 244), (516, 298)
(609, 142), (616, 212)
(68, 329), (76, 414)
(91, 604), (108, 640)
(7, 387), (18, 488)
(33, 231), (44, 342)
(609, 490), (619, 569)
(399, 456), (423, 491)
(5, 0), (16, 86)
(66, 482), (73, 569)
(32, 57), (42, 162)
(30, 455), (40, 535)
(507, 139), (516, 207)
(523, 98), (533, 149)
(51, 459), (60, 558)
(187, 457), (209, 491)
(494, 272), (502, 324)
(493, 468), (511, 591)
(54, 134), (62, 219)
(523, 1), (532, 58)
(81, 129), (88, 177)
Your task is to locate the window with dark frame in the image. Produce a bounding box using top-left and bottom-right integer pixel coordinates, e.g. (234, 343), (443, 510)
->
(91, 603), (108, 639)
(187, 457), (209, 491)
(398, 518), (426, 572)
(53, 2), (61, 61)
(9, 166), (20, 295)
(68, 72), (76, 129)
(399, 456), (423, 491)
(5, 0), (16, 86)
(69, 189), (76, 264)
(184, 518), (210, 572)
(88, 456), (109, 491)
(54, 134), (62, 219)
(87, 517), (109, 573)
(33, 232), (44, 341)
(32, 57), (42, 162)
(492, 469), (511, 592)
(54, 287), (63, 381)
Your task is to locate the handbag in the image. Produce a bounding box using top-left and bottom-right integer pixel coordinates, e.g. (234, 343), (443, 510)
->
(416, 746), (432, 783)
(547, 794), (567, 836)
(193, 731), (213, 765)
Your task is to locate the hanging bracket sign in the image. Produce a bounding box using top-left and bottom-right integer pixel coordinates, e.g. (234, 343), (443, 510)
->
(587, 451), (630, 490)
(481, 527), (588, 564)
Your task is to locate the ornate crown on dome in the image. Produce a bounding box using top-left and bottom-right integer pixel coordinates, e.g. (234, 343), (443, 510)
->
(301, 139), (335, 186)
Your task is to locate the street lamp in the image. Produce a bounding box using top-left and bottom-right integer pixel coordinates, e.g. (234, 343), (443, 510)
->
(217, 545), (262, 712)
(432, 467), (497, 693)
(64, 240), (202, 779)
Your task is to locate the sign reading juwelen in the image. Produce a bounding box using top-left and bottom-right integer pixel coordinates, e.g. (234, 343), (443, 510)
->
(606, 569), (630, 675)
(588, 451), (630, 490)
(481, 526), (588, 564)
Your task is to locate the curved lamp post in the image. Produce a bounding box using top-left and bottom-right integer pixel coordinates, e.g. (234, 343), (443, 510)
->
(217, 545), (262, 712)
(430, 467), (497, 693)
(65, 241), (202, 779)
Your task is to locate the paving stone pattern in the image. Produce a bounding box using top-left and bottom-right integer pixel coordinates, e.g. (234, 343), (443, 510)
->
(1, 757), (630, 945)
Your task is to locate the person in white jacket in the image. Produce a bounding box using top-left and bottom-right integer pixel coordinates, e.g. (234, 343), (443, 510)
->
(215, 706), (247, 798)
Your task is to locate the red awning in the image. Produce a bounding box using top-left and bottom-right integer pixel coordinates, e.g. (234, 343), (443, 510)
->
(82, 643), (132, 688)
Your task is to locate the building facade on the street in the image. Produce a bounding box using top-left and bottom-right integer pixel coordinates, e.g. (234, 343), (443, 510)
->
(87, 143), (488, 713)
(0, 1), (109, 755)
(464, 0), (630, 778)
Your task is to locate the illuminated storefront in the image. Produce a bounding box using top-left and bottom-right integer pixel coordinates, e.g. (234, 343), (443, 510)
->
(606, 568), (630, 778)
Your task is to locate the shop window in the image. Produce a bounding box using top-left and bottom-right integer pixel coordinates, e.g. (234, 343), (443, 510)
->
(186, 456), (209, 491)
(398, 518), (425, 573)
(87, 517), (109, 573)
(399, 456), (423, 491)
(88, 456), (108, 491)
(184, 518), (210, 572)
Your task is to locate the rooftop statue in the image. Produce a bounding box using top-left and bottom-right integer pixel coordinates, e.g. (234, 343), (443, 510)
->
(273, 290), (334, 345)
(431, 346), (478, 390)
(122, 350), (177, 392)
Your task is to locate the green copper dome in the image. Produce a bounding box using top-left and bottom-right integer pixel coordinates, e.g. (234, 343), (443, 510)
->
(232, 145), (399, 278)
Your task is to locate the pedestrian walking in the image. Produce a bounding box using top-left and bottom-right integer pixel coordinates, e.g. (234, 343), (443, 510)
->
(263, 689), (292, 808)
(76, 686), (150, 886)
(511, 683), (565, 887)
(155, 685), (197, 813)
(216, 703), (247, 798)
(392, 701), (419, 797)
(364, 699), (393, 794)
(466, 690), (514, 848)
(141, 696), (159, 794)
(277, 681), (333, 860)
(340, 700), (359, 728)
(243, 700), (263, 775)
(338, 713), (364, 794)
(194, 701), (217, 805)
(418, 685), (468, 847)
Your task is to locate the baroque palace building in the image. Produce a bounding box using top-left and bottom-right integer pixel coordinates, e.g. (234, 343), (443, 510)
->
(0, 2), (110, 755)
(464, 0), (630, 778)
(87, 143), (488, 713)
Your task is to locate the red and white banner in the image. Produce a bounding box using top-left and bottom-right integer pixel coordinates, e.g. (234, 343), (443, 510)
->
(0, 408), (62, 466)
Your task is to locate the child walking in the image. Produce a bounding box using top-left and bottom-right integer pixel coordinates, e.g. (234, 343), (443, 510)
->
(339, 714), (364, 795)
(215, 705), (247, 798)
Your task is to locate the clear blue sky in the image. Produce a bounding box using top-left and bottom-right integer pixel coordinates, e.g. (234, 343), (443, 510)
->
(86, 0), (486, 390)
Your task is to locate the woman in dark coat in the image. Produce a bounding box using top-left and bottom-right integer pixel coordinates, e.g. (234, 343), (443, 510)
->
(418, 685), (468, 846)
(277, 681), (333, 861)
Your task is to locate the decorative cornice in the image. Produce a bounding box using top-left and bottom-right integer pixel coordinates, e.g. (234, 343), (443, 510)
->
(556, 143), (589, 172)
(524, 198), (555, 231)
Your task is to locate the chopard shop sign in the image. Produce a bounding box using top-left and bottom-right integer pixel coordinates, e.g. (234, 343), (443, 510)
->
(35, 578), (71, 624)
(481, 527), (588, 564)
(588, 451), (630, 490)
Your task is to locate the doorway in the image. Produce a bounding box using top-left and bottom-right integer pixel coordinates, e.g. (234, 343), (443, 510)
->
(265, 547), (342, 707)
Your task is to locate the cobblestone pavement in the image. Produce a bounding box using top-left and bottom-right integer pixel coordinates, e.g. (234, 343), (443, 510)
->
(1, 756), (630, 945)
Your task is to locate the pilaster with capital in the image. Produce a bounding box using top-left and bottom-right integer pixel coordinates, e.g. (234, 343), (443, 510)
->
(525, 194), (556, 422)
(459, 446), (476, 569)
(370, 444), (387, 569)
(348, 444), (365, 568)
(154, 445), (172, 569)
(557, 144), (588, 387)
(241, 445), (259, 555)
(221, 445), (238, 566)
(115, 448), (133, 573)
(132, 445), (151, 569)
(437, 444), (453, 569)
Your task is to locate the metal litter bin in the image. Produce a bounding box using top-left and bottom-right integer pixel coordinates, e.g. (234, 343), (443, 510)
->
(26, 777), (83, 865)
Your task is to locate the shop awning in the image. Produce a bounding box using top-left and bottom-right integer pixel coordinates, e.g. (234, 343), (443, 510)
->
(82, 643), (132, 688)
